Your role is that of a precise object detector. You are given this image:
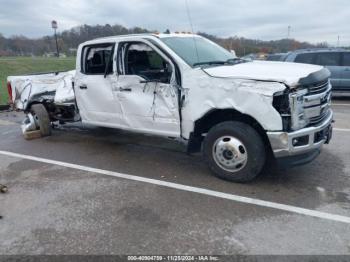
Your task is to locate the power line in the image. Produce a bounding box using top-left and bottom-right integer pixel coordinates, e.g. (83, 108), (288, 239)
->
(185, 0), (199, 63)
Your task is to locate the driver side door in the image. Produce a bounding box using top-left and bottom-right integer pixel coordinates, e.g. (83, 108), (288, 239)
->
(114, 41), (181, 137)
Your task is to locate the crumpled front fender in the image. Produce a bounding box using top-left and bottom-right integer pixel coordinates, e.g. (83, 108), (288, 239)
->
(180, 69), (288, 139)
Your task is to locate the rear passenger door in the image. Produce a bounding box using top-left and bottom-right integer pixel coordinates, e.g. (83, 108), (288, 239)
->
(75, 42), (124, 126)
(315, 52), (342, 89)
(340, 52), (350, 90)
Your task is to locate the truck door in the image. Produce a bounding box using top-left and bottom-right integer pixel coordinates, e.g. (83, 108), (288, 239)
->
(115, 41), (181, 137)
(340, 52), (350, 91)
(75, 43), (124, 127)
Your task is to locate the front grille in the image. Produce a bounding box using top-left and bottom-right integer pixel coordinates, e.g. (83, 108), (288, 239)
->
(302, 79), (332, 128)
(305, 80), (329, 95)
(308, 109), (331, 127)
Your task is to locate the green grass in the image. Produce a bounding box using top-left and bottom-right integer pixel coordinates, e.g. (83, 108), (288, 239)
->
(0, 57), (76, 105)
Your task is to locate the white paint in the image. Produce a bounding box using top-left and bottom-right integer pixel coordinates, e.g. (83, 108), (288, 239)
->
(0, 120), (15, 126)
(8, 70), (76, 110)
(1, 149), (350, 224)
(332, 104), (350, 107)
(74, 38), (181, 137)
(334, 128), (350, 132)
(54, 71), (76, 104)
(180, 68), (286, 137)
(203, 61), (323, 87)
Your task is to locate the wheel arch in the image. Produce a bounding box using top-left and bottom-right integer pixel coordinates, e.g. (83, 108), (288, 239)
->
(24, 91), (56, 113)
(187, 108), (273, 155)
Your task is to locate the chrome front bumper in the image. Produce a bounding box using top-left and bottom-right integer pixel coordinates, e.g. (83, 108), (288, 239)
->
(267, 110), (333, 158)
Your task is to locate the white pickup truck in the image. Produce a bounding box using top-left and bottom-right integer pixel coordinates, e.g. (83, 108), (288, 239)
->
(7, 33), (333, 182)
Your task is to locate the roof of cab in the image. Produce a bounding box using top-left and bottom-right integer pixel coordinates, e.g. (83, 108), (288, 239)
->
(80, 33), (201, 46)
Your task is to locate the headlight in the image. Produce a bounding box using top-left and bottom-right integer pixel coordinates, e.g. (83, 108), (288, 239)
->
(290, 89), (309, 130)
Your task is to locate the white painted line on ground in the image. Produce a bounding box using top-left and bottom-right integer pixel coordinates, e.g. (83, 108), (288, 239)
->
(0, 119), (15, 126)
(334, 128), (350, 132)
(332, 104), (350, 106)
(1, 150), (350, 224)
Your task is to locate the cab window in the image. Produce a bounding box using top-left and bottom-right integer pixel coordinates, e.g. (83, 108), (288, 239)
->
(82, 43), (114, 75)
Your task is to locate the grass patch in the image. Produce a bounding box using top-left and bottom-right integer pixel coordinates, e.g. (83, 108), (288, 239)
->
(0, 57), (75, 105)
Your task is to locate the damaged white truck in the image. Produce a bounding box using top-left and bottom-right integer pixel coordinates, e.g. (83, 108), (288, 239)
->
(7, 34), (333, 182)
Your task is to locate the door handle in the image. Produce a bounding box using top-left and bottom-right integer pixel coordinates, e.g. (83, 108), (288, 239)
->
(80, 85), (87, 89)
(119, 87), (132, 92)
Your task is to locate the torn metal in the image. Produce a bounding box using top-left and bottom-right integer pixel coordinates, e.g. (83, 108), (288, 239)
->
(8, 70), (76, 111)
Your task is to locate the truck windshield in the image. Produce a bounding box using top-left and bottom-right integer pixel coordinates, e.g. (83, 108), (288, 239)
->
(160, 36), (236, 67)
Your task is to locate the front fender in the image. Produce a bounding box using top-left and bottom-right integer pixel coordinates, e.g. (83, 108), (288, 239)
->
(180, 70), (287, 139)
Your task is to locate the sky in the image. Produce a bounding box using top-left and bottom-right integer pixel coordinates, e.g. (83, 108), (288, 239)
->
(0, 0), (349, 45)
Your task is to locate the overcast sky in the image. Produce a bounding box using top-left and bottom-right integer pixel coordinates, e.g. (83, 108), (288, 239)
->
(0, 0), (349, 45)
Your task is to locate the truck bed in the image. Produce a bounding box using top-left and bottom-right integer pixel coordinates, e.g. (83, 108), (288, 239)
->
(7, 70), (76, 111)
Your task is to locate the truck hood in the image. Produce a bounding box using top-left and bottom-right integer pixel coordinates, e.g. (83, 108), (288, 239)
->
(202, 61), (325, 87)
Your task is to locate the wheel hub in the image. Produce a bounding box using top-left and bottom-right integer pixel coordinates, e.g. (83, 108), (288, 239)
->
(223, 149), (234, 160)
(212, 136), (248, 173)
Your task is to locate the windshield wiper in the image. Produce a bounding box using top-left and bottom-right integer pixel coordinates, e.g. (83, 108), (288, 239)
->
(193, 58), (247, 67)
(193, 61), (226, 67)
(225, 58), (248, 64)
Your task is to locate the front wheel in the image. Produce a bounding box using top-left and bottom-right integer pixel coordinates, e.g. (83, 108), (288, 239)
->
(203, 121), (266, 183)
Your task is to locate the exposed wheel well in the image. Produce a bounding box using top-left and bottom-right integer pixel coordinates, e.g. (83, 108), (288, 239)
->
(26, 101), (77, 123)
(187, 109), (273, 155)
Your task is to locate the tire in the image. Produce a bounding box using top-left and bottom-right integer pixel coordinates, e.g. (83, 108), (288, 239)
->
(203, 121), (266, 183)
(30, 104), (52, 137)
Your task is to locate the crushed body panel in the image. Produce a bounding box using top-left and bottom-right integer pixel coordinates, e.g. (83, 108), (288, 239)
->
(180, 68), (288, 139)
(8, 70), (76, 111)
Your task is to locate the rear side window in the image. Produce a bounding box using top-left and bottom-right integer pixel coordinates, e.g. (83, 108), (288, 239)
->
(294, 53), (316, 64)
(315, 52), (341, 66)
(81, 43), (115, 75)
(343, 53), (350, 66)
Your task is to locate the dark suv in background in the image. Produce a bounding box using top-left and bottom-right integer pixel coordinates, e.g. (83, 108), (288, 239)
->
(284, 49), (350, 91)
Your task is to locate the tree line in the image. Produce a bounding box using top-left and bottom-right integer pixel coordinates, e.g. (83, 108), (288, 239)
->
(0, 23), (334, 57)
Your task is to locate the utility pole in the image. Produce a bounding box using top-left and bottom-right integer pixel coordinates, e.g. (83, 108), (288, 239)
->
(287, 26), (291, 52)
(51, 20), (59, 57)
(337, 35), (340, 47)
(287, 26), (291, 39)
